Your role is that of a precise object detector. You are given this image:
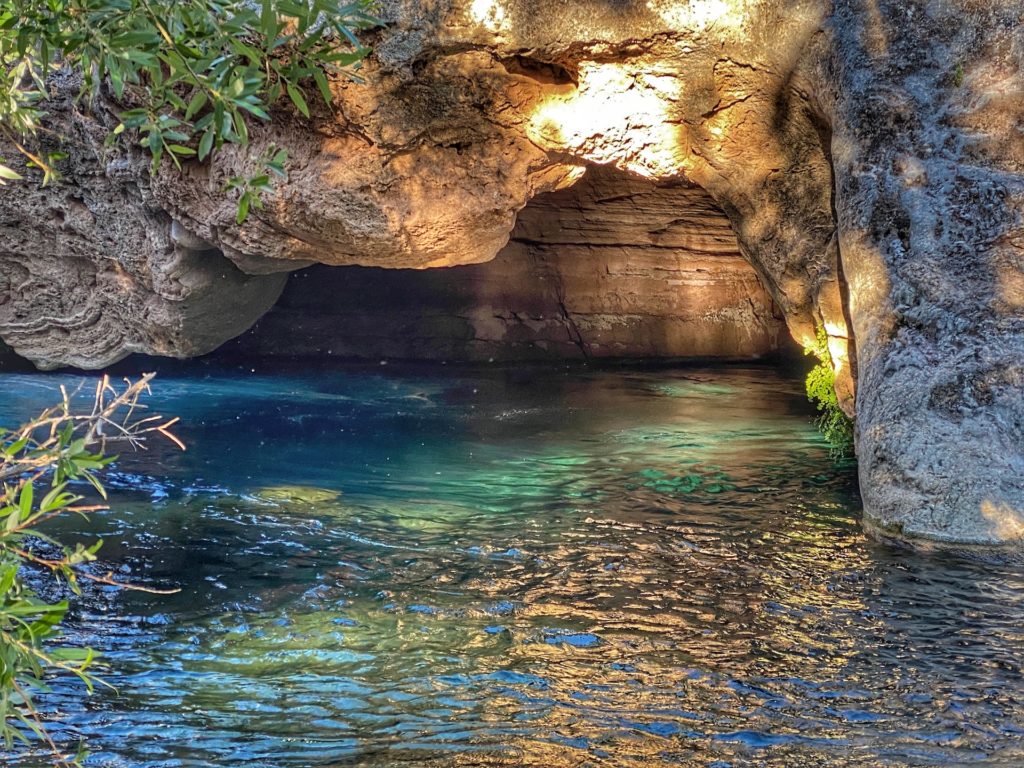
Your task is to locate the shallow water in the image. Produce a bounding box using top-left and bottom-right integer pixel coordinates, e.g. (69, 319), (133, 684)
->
(2, 363), (1023, 767)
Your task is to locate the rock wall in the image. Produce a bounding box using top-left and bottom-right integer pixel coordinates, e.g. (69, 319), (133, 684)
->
(824, 0), (1024, 551)
(0, 0), (1022, 551)
(229, 166), (785, 361)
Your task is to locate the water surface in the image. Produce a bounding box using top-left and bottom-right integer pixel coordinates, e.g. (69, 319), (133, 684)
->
(2, 363), (1022, 767)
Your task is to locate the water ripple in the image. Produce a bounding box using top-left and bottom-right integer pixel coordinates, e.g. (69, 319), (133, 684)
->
(1, 364), (1022, 767)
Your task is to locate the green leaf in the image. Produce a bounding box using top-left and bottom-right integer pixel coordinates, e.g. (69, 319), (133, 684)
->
(260, 0), (277, 39)
(232, 109), (249, 145)
(235, 100), (270, 120)
(40, 484), (74, 513)
(0, 164), (23, 181)
(230, 39), (262, 66)
(313, 69), (332, 106)
(1, 600), (68, 618)
(198, 128), (215, 161)
(2, 436), (28, 456)
(17, 481), (32, 521)
(286, 83), (310, 118)
(236, 194), (251, 224)
(184, 90), (208, 121)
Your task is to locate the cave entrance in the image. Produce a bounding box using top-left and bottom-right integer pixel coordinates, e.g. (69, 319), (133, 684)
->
(226, 165), (793, 363)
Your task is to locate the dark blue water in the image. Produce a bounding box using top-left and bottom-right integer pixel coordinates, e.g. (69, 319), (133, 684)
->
(2, 363), (1023, 767)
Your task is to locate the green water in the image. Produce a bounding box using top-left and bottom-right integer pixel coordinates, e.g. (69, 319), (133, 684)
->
(2, 363), (1022, 767)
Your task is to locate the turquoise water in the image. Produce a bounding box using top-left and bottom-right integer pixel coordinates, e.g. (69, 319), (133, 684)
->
(2, 363), (1023, 767)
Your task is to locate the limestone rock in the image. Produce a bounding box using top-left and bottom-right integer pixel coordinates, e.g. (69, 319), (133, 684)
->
(0, 86), (286, 370)
(228, 165), (786, 360)
(0, 0), (1021, 550)
(822, 0), (1024, 549)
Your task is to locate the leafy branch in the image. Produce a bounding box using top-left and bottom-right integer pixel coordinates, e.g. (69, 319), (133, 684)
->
(804, 326), (854, 458)
(0, 0), (376, 219)
(1, 374), (182, 765)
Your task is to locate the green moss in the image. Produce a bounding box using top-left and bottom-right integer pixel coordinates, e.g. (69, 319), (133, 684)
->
(804, 327), (854, 458)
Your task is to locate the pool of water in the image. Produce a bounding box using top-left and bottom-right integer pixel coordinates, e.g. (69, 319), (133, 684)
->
(2, 362), (1023, 767)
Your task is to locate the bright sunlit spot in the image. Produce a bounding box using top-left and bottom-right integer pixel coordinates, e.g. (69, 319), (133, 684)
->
(823, 322), (850, 376)
(981, 500), (1024, 540)
(647, 0), (747, 33)
(527, 64), (687, 178)
(469, 0), (506, 31)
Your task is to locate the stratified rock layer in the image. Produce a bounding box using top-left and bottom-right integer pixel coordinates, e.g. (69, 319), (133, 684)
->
(0, 83), (287, 370)
(0, 0), (1021, 550)
(230, 166), (785, 361)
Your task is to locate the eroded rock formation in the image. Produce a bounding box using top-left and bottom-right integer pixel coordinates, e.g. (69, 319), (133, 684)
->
(228, 165), (786, 361)
(0, 81), (287, 370)
(0, 0), (1022, 550)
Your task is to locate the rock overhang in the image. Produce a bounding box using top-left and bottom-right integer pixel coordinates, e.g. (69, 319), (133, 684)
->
(0, 0), (1021, 552)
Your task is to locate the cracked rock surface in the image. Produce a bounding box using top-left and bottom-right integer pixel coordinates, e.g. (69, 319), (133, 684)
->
(0, 0), (1021, 550)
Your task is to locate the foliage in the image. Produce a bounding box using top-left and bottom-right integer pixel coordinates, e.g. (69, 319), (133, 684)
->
(0, 0), (376, 218)
(225, 144), (288, 224)
(804, 326), (854, 458)
(0, 374), (181, 766)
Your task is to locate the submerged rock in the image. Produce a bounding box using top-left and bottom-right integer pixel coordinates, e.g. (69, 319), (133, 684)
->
(0, 0), (1021, 550)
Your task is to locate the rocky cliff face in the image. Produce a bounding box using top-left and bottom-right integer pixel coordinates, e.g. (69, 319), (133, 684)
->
(0, 0), (1021, 551)
(229, 165), (786, 361)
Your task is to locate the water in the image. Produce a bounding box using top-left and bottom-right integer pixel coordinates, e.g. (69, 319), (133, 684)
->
(2, 362), (1022, 767)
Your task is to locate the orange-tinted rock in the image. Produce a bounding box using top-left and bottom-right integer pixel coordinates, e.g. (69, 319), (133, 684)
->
(229, 166), (785, 361)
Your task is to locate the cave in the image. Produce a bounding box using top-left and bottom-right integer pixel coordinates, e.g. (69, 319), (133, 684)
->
(3, 0), (1024, 763)
(1, 0), (1021, 553)
(225, 165), (794, 363)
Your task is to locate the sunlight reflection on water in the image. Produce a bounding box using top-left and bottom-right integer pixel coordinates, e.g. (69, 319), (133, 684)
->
(2, 363), (1022, 767)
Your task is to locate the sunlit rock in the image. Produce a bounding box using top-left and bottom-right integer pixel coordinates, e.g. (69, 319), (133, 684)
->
(228, 166), (788, 361)
(0, 0), (1021, 550)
